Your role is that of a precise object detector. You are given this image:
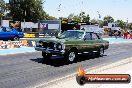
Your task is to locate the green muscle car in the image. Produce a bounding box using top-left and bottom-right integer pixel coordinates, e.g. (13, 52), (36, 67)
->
(35, 30), (109, 63)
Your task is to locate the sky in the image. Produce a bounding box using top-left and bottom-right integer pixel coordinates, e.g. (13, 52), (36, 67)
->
(4, 0), (132, 22)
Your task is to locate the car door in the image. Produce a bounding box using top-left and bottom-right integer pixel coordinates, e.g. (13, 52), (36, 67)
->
(80, 32), (95, 52)
(5, 28), (15, 39)
(91, 33), (102, 51)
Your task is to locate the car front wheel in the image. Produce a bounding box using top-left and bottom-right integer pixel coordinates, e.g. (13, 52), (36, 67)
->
(66, 49), (78, 63)
(42, 52), (52, 61)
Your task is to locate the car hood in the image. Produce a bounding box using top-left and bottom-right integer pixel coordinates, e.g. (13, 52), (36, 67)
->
(36, 37), (81, 44)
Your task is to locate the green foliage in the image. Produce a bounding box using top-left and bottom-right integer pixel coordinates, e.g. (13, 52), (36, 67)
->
(9, 0), (50, 22)
(0, 0), (6, 13)
(116, 20), (126, 29)
(90, 19), (97, 24)
(103, 16), (114, 23)
(72, 15), (81, 22)
(67, 12), (90, 22)
(47, 15), (57, 20)
(98, 20), (104, 28)
(0, 0), (6, 25)
(128, 23), (132, 30)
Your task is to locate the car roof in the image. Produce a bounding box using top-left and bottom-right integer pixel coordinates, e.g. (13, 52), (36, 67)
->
(67, 30), (93, 33)
(67, 30), (84, 32)
(0, 26), (10, 28)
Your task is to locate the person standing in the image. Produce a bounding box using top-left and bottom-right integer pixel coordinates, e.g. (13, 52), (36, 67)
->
(114, 31), (118, 39)
(118, 29), (122, 38)
(124, 30), (129, 39)
(129, 31), (132, 39)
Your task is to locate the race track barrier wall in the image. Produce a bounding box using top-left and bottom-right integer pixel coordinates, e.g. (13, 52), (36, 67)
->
(0, 40), (36, 49)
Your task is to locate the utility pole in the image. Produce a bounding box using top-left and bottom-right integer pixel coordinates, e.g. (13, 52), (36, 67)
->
(57, 3), (62, 34)
(80, 0), (83, 22)
(97, 11), (101, 27)
(57, 4), (62, 19)
(126, 18), (128, 29)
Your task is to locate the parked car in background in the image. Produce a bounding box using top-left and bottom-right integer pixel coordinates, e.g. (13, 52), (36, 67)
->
(0, 26), (24, 41)
(35, 30), (109, 63)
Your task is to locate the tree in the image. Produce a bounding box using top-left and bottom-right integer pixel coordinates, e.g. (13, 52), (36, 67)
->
(72, 15), (80, 22)
(9, 0), (48, 22)
(46, 15), (57, 20)
(0, 0), (7, 18)
(83, 14), (90, 22)
(68, 13), (74, 20)
(67, 12), (90, 22)
(115, 20), (126, 29)
(103, 16), (114, 23)
(90, 19), (97, 24)
(128, 23), (132, 30)
(0, 0), (7, 25)
(0, 0), (6, 13)
(79, 12), (90, 22)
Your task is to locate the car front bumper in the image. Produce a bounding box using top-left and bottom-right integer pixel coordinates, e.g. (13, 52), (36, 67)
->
(35, 47), (65, 55)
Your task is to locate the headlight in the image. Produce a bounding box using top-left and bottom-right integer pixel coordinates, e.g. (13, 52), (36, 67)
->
(56, 43), (62, 50)
(54, 43), (57, 49)
(36, 41), (42, 47)
(58, 44), (62, 49)
(62, 44), (65, 49)
(36, 42), (40, 47)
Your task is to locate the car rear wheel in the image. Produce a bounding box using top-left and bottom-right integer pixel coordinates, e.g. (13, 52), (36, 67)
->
(95, 47), (104, 57)
(13, 36), (19, 41)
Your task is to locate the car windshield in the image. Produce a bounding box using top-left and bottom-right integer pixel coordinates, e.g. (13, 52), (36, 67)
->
(0, 27), (2, 32)
(0, 27), (5, 32)
(59, 31), (84, 39)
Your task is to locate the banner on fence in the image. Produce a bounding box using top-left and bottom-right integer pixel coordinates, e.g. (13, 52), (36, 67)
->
(0, 40), (28, 49)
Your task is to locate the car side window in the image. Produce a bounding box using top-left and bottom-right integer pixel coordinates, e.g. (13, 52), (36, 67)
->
(0, 28), (3, 32)
(84, 32), (91, 40)
(1, 28), (6, 32)
(92, 33), (99, 40)
(6, 28), (12, 32)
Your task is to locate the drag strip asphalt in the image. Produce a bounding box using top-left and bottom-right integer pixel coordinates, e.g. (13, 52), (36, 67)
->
(0, 43), (132, 88)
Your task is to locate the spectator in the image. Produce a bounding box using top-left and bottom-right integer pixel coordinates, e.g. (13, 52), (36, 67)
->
(118, 29), (122, 38)
(124, 30), (129, 39)
(114, 31), (118, 39)
(129, 31), (132, 39)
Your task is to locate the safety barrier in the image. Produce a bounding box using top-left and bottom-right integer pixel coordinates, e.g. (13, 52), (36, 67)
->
(23, 33), (58, 38)
(0, 40), (37, 49)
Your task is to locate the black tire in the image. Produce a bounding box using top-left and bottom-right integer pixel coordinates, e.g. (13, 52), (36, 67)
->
(76, 75), (86, 85)
(95, 47), (104, 57)
(42, 52), (52, 61)
(65, 49), (78, 63)
(13, 36), (19, 41)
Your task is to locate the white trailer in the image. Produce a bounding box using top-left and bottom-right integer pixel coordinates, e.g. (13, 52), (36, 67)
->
(80, 25), (104, 33)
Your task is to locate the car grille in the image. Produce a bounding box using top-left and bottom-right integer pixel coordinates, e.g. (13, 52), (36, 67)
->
(48, 42), (55, 49)
(38, 41), (62, 50)
(42, 42), (48, 48)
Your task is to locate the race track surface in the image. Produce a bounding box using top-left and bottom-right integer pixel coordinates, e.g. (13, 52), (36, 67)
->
(0, 43), (132, 88)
